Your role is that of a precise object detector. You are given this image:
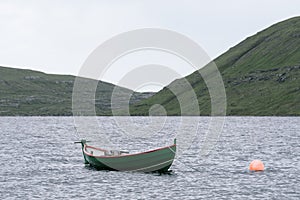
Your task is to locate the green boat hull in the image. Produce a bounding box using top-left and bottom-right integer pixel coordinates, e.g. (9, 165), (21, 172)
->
(79, 140), (176, 173)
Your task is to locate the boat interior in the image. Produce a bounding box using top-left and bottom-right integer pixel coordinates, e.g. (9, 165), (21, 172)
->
(85, 146), (129, 157)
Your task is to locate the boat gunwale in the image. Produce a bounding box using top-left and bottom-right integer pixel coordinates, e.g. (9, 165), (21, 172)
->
(83, 143), (176, 159)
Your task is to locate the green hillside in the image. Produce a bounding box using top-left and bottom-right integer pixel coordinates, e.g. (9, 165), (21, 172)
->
(0, 66), (153, 116)
(1, 17), (299, 116)
(130, 17), (300, 116)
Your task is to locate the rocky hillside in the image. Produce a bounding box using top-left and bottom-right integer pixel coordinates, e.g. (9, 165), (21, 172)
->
(0, 66), (153, 116)
(130, 17), (300, 116)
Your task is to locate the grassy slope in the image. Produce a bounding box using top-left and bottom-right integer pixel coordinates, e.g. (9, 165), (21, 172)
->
(0, 66), (152, 116)
(130, 17), (300, 116)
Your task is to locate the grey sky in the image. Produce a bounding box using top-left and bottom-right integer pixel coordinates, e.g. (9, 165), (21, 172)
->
(0, 0), (299, 91)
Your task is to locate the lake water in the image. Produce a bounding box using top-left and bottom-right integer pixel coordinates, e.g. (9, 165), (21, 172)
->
(0, 117), (299, 199)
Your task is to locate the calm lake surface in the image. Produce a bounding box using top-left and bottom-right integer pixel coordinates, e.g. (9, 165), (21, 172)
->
(0, 117), (299, 199)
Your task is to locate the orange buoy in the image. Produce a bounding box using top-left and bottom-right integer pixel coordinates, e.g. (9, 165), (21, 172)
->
(249, 160), (264, 171)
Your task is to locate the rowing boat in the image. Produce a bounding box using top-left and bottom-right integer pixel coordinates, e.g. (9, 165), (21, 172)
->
(75, 139), (176, 173)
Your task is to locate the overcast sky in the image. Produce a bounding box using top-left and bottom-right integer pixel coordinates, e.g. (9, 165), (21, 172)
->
(0, 0), (299, 91)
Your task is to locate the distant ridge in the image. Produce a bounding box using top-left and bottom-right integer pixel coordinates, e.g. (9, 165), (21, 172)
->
(0, 66), (153, 116)
(130, 17), (300, 116)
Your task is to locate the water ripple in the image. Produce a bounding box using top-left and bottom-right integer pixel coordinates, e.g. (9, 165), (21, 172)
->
(0, 117), (299, 199)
